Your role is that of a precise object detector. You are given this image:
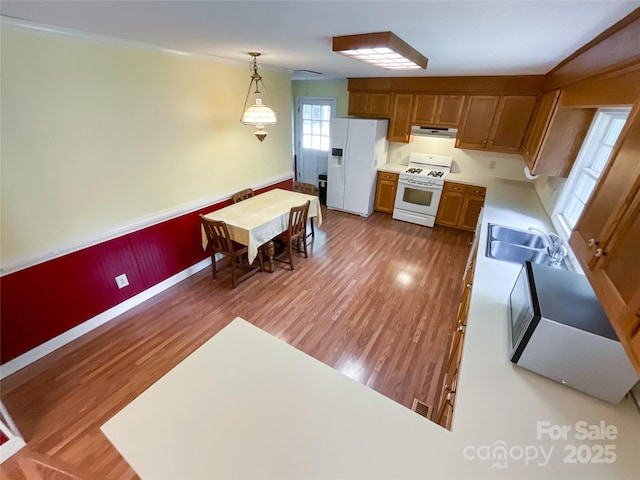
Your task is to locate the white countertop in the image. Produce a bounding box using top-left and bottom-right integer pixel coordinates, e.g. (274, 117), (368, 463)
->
(102, 178), (640, 479)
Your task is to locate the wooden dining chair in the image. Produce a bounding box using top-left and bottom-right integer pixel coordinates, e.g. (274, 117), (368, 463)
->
(200, 215), (262, 288)
(292, 181), (316, 237)
(231, 188), (254, 204)
(275, 200), (310, 271)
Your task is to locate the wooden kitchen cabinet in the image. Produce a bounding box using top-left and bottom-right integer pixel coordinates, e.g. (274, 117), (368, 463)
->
(388, 93), (414, 143)
(569, 105), (640, 375)
(434, 325), (463, 430)
(522, 90), (560, 167)
(436, 182), (486, 231)
(374, 171), (399, 213)
(456, 96), (499, 149)
(522, 90), (596, 177)
(456, 95), (537, 153)
(434, 219), (480, 430)
(348, 92), (391, 118)
(412, 94), (465, 127)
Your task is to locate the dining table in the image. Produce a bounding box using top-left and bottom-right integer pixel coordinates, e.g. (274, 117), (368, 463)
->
(201, 188), (323, 272)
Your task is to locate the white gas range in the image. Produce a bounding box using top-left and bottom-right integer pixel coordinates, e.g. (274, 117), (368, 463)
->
(392, 153), (453, 227)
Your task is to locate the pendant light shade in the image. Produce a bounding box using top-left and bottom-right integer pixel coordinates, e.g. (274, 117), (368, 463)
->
(241, 52), (278, 141)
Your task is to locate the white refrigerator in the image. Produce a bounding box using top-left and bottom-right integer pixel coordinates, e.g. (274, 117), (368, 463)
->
(327, 118), (389, 216)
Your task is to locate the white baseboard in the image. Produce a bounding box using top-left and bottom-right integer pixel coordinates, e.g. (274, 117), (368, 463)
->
(0, 258), (211, 380)
(0, 437), (26, 463)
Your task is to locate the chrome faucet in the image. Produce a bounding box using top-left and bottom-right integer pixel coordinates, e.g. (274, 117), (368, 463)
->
(529, 227), (568, 266)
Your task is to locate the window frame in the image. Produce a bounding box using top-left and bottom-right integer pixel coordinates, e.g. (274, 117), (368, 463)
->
(551, 107), (631, 240)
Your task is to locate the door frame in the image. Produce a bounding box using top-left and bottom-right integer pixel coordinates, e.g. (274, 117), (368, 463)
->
(294, 96), (337, 182)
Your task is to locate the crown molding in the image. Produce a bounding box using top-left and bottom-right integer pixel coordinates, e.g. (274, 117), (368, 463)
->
(0, 15), (240, 65)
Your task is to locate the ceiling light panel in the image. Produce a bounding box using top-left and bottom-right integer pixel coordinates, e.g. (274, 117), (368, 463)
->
(333, 32), (427, 71)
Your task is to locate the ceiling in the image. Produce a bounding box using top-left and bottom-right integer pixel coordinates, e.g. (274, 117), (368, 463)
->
(2, 1), (639, 80)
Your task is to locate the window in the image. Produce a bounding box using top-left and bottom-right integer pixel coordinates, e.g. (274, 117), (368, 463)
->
(301, 103), (331, 151)
(553, 108), (630, 238)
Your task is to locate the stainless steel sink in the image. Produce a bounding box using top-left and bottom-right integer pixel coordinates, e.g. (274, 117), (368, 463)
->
(488, 225), (546, 248)
(488, 241), (550, 264)
(486, 224), (567, 269)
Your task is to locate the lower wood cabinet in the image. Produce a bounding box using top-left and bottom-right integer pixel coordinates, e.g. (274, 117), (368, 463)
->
(374, 171), (399, 213)
(436, 182), (486, 231)
(433, 219), (479, 429)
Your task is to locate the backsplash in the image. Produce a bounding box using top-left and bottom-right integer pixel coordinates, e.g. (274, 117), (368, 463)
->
(533, 175), (568, 218)
(387, 136), (531, 182)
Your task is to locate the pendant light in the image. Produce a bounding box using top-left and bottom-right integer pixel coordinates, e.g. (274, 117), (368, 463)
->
(240, 52), (278, 142)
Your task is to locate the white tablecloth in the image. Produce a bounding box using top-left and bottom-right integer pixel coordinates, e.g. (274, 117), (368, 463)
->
(201, 188), (322, 263)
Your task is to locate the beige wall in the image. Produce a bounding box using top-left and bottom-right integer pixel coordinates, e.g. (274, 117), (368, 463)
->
(292, 80), (349, 117)
(0, 27), (293, 269)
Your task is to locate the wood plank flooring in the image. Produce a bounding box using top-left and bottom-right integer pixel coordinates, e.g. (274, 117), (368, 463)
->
(1, 209), (472, 479)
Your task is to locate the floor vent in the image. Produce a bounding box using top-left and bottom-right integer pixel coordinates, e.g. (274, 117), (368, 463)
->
(411, 398), (430, 418)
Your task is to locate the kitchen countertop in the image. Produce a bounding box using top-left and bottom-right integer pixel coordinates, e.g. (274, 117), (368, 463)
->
(102, 177), (640, 479)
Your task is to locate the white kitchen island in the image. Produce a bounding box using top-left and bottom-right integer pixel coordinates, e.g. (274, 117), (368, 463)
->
(102, 177), (640, 479)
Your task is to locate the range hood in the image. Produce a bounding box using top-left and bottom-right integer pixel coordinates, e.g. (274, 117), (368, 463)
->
(411, 126), (458, 138)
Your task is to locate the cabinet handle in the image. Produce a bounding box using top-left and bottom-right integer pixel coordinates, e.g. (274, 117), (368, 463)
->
(466, 283), (472, 289)
(594, 248), (607, 258)
(452, 187), (460, 191)
(588, 238), (600, 247)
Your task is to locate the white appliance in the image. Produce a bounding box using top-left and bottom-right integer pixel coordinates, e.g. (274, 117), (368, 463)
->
(509, 261), (638, 404)
(392, 153), (453, 227)
(327, 118), (389, 216)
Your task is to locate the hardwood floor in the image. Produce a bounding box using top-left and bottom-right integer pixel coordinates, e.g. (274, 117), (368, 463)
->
(1, 209), (472, 479)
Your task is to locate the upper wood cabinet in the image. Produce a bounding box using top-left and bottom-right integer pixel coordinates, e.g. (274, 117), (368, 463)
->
(569, 104), (640, 376)
(456, 96), (499, 150)
(456, 95), (537, 152)
(523, 90), (596, 178)
(412, 94), (466, 127)
(388, 93), (414, 143)
(348, 92), (391, 118)
(522, 91), (560, 166)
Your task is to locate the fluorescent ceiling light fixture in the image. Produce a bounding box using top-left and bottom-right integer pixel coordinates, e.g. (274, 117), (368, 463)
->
(241, 52), (278, 142)
(333, 32), (427, 70)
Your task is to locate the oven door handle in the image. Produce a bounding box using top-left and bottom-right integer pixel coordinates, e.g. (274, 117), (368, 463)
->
(398, 178), (440, 190)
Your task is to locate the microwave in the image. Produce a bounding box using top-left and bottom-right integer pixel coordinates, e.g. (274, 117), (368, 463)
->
(508, 261), (638, 404)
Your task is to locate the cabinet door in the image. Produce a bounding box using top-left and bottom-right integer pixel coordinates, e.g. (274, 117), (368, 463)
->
(412, 94), (438, 125)
(436, 183), (466, 227)
(589, 191), (640, 375)
(388, 93), (414, 143)
(522, 91), (560, 169)
(368, 93), (391, 117)
(374, 172), (399, 213)
(570, 105), (640, 270)
(455, 96), (499, 149)
(348, 92), (391, 117)
(458, 188), (486, 231)
(435, 95), (466, 127)
(488, 96), (537, 152)
(434, 326), (463, 428)
(348, 92), (370, 116)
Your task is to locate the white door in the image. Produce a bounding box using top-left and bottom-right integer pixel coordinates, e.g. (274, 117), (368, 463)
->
(296, 97), (336, 186)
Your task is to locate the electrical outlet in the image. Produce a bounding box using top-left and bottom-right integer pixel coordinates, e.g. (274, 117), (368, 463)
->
(489, 160), (497, 170)
(115, 273), (129, 289)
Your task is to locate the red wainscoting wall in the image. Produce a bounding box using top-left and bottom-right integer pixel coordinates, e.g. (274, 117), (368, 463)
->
(0, 180), (292, 365)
